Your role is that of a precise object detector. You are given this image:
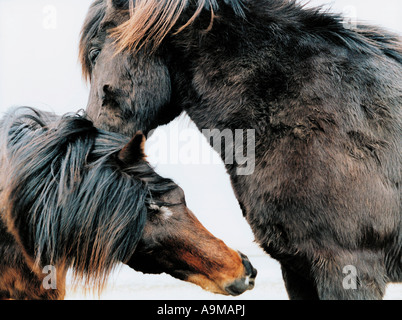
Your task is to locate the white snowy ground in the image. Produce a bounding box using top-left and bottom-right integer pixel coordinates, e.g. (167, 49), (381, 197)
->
(65, 242), (401, 300)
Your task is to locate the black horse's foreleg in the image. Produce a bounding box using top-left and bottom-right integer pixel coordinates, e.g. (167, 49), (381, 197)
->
(281, 264), (319, 300)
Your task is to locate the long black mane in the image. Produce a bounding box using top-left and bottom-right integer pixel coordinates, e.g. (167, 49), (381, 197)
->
(80, 0), (401, 82)
(247, 0), (402, 63)
(0, 107), (175, 289)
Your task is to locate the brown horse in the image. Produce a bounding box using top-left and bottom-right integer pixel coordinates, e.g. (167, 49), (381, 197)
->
(79, 0), (401, 299)
(0, 107), (256, 300)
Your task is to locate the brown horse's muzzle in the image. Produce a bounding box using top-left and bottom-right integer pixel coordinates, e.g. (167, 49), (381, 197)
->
(224, 252), (257, 296)
(185, 250), (257, 296)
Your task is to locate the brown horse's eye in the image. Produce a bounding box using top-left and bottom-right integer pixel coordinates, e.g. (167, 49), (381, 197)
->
(89, 49), (100, 64)
(148, 203), (160, 214)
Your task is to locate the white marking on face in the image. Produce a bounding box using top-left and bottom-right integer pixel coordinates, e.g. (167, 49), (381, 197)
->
(161, 206), (174, 220)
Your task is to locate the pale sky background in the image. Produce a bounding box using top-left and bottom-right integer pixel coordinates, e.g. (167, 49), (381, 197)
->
(0, 0), (400, 299)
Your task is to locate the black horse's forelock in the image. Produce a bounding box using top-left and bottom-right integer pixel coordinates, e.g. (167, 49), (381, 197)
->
(79, 0), (246, 79)
(79, 0), (107, 81)
(0, 107), (175, 290)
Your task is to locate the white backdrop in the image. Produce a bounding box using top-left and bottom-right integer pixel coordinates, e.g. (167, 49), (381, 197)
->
(0, 0), (400, 299)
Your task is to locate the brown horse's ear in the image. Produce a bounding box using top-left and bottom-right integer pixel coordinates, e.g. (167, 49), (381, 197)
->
(118, 131), (146, 165)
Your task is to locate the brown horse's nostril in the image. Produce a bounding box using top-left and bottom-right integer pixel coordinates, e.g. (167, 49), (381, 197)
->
(239, 251), (257, 281)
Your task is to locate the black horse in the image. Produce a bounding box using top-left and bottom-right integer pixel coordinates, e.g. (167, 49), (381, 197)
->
(79, 0), (401, 299)
(0, 107), (256, 300)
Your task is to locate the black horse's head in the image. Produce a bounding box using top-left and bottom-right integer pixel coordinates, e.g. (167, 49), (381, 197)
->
(79, 0), (245, 136)
(0, 107), (256, 296)
(80, 0), (174, 137)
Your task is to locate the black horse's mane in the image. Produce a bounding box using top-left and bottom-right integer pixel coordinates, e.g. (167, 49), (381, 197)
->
(79, 0), (401, 81)
(0, 107), (176, 290)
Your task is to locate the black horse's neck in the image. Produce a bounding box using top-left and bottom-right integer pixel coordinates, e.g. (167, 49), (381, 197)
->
(170, 0), (400, 128)
(169, 0), (313, 130)
(167, 0), (401, 177)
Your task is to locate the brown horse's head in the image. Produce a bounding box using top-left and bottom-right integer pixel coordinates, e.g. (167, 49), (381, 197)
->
(119, 133), (256, 296)
(127, 183), (257, 296)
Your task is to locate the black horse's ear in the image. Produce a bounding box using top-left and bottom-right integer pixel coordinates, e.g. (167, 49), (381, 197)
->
(118, 131), (146, 165)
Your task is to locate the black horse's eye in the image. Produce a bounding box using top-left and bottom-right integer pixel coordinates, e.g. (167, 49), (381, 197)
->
(89, 49), (101, 64)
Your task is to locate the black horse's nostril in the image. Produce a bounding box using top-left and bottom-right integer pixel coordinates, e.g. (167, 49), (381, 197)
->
(103, 84), (112, 96)
(101, 85), (119, 108)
